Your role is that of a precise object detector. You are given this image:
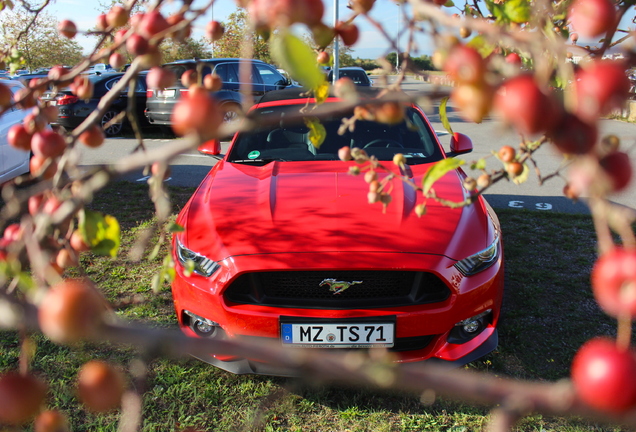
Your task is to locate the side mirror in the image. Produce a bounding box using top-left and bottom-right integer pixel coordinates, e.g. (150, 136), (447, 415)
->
(448, 132), (473, 156)
(198, 139), (221, 155)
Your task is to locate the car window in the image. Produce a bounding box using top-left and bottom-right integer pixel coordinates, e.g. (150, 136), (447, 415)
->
(165, 64), (212, 83)
(213, 63), (239, 83)
(7, 83), (22, 111)
(330, 70), (370, 85)
(105, 76), (145, 92)
(227, 105), (442, 164)
(254, 64), (285, 85)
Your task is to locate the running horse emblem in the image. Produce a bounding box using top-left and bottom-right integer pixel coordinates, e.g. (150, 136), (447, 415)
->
(319, 278), (363, 295)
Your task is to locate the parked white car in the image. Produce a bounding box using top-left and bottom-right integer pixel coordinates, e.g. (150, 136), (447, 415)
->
(0, 80), (30, 184)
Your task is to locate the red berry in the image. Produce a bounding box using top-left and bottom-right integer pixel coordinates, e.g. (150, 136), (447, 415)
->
(95, 13), (108, 31)
(0, 372), (47, 425)
(31, 130), (67, 159)
(494, 75), (560, 135)
(498, 145), (516, 163)
(444, 45), (486, 85)
(58, 20), (77, 39)
(77, 361), (125, 413)
(146, 66), (176, 90)
(171, 86), (223, 140)
(451, 83), (493, 123)
(592, 247), (636, 317)
(575, 60), (630, 122)
(137, 10), (170, 38)
(317, 51), (330, 65)
(106, 5), (128, 28)
(126, 34), (150, 56)
(38, 278), (109, 344)
(599, 151), (632, 192)
(506, 161), (524, 177)
(8, 124), (33, 151)
(79, 124), (105, 148)
(34, 409), (69, 432)
(205, 20), (224, 41)
(568, 0), (616, 38)
(335, 22), (359, 46)
(0, 82), (13, 108)
(549, 114), (597, 155)
(505, 52), (522, 66)
(571, 338), (636, 413)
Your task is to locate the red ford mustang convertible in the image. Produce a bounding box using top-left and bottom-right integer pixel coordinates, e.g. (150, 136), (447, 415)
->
(171, 88), (504, 375)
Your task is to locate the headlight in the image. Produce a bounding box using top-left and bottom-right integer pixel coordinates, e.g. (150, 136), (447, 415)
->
(454, 233), (500, 276)
(175, 237), (220, 277)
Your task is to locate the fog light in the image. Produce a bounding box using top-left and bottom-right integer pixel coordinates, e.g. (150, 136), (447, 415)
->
(447, 309), (492, 344)
(184, 310), (221, 338)
(462, 320), (481, 333)
(195, 320), (215, 334)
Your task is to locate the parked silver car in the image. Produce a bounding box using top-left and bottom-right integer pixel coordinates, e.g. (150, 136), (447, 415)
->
(0, 80), (30, 184)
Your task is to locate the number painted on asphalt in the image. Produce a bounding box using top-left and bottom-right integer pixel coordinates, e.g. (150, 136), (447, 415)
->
(508, 200), (553, 211)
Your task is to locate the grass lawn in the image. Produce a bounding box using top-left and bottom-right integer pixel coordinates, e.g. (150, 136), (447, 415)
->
(0, 181), (629, 432)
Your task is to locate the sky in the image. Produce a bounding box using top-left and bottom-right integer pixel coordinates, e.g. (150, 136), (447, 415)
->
(44, 0), (636, 61)
(44, 0), (428, 60)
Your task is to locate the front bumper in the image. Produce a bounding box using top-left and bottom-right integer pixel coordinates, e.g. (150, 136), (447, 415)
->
(171, 250), (504, 375)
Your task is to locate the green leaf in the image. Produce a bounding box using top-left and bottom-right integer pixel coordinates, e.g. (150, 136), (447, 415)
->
(304, 117), (327, 149)
(466, 35), (494, 58)
(422, 158), (465, 194)
(504, 0), (531, 23)
(79, 210), (120, 257)
(471, 158), (487, 170)
(169, 223), (184, 233)
(314, 81), (330, 105)
(439, 97), (453, 135)
(270, 30), (326, 90)
(443, 0), (454, 6)
(485, 0), (505, 21)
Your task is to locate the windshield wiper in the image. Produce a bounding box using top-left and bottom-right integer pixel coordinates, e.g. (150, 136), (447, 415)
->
(231, 158), (288, 164)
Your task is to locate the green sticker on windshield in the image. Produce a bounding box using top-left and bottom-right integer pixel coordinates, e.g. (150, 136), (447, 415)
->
(248, 151), (260, 159)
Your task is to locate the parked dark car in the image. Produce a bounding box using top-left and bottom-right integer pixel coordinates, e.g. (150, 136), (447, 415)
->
(40, 72), (149, 136)
(328, 67), (373, 86)
(12, 71), (50, 87)
(145, 58), (294, 129)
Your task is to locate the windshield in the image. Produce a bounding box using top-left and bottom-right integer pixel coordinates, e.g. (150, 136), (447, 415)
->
(227, 104), (443, 165)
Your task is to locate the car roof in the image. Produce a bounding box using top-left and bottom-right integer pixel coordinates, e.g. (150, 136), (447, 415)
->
(2, 79), (25, 88)
(164, 58), (267, 65)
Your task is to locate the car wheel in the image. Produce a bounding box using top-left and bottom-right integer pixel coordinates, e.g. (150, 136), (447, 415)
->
(101, 110), (124, 136)
(222, 103), (242, 125)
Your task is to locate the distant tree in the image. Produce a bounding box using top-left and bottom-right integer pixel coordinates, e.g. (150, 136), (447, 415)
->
(385, 52), (436, 72)
(412, 54), (435, 71)
(0, 8), (83, 71)
(160, 38), (213, 63)
(352, 58), (381, 71)
(213, 8), (271, 63)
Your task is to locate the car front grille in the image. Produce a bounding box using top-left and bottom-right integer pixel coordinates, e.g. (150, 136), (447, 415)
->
(224, 270), (450, 309)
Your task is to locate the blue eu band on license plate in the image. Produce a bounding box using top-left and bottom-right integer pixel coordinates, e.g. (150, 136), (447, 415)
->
(281, 323), (394, 348)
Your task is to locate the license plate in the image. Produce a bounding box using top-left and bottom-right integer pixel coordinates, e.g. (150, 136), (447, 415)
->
(281, 322), (394, 348)
(156, 89), (175, 98)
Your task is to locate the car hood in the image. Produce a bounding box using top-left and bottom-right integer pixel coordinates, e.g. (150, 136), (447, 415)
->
(181, 160), (493, 262)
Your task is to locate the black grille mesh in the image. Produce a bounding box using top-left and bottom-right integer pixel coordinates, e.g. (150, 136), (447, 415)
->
(224, 270), (450, 309)
(262, 271), (413, 299)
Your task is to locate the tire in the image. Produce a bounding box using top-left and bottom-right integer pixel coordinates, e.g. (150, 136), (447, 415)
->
(221, 102), (242, 125)
(101, 110), (124, 136)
